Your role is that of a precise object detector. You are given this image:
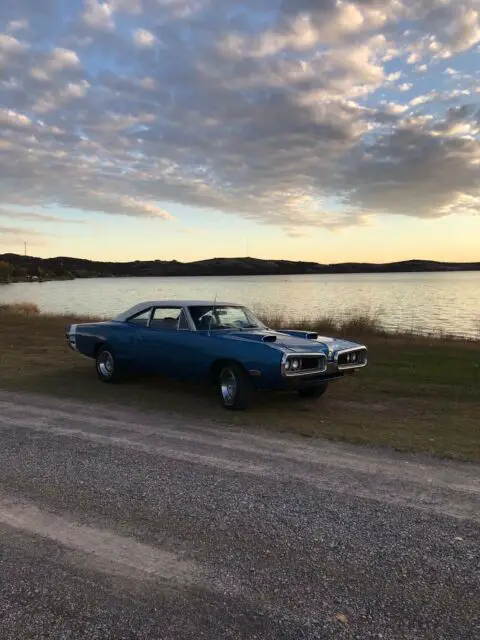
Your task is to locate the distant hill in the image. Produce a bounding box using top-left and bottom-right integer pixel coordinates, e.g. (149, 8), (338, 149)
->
(1, 253), (479, 281)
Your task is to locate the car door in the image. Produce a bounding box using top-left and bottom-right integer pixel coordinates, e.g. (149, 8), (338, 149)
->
(135, 306), (186, 376)
(123, 306), (154, 372)
(162, 326), (215, 380)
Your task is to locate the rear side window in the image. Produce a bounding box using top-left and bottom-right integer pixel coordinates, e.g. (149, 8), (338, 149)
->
(127, 308), (152, 326)
(150, 307), (183, 330)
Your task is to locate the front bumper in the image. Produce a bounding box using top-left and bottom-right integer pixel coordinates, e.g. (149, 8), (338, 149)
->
(281, 370), (350, 390)
(65, 326), (78, 351)
(277, 344), (368, 390)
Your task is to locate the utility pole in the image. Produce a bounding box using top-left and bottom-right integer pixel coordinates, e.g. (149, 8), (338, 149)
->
(24, 241), (27, 256)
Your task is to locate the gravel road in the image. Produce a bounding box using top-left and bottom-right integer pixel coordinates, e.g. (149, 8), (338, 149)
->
(0, 389), (478, 640)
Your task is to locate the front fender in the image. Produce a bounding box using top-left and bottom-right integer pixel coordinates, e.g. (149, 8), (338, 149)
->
(209, 336), (283, 386)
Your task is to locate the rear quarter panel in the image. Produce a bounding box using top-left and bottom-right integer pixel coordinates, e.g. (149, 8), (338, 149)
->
(70, 321), (137, 362)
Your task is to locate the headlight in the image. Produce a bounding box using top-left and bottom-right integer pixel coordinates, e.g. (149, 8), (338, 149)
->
(291, 358), (300, 370)
(284, 359), (291, 371)
(337, 348), (368, 369)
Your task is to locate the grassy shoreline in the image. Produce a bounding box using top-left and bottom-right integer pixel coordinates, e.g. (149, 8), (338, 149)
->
(2, 301), (478, 341)
(1, 303), (479, 460)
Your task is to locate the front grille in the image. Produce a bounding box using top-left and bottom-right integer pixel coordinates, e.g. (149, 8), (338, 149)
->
(299, 357), (322, 371)
(283, 353), (327, 377)
(337, 348), (368, 369)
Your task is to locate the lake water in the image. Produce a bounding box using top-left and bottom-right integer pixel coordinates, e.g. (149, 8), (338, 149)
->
(1, 271), (479, 338)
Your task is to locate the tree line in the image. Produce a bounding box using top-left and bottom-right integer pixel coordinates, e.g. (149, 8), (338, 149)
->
(0, 260), (74, 283)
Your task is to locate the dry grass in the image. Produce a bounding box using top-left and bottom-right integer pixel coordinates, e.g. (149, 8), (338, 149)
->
(0, 302), (40, 316)
(259, 309), (384, 338)
(0, 307), (479, 460)
(259, 308), (479, 342)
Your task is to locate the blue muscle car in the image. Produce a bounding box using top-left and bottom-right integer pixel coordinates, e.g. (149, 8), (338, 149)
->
(66, 300), (368, 410)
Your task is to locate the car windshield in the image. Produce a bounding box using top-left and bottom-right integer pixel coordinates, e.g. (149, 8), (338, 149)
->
(189, 305), (264, 331)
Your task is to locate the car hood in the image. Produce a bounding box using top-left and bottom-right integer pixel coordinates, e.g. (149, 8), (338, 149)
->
(215, 329), (362, 356)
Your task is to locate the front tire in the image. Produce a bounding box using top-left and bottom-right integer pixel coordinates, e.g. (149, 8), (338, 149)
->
(217, 363), (251, 411)
(297, 382), (328, 399)
(95, 346), (123, 383)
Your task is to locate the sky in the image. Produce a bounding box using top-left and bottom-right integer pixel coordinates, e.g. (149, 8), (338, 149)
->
(0, 0), (479, 264)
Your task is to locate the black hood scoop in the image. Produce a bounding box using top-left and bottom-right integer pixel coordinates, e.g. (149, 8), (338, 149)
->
(262, 334), (277, 343)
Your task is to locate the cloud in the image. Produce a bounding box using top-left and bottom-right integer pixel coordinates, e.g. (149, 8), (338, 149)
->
(0, 208), (87, 225)
(410, 91), (439, 106)
(340, 119), (480, 218)
(6, 19), (29, 33)
(82, 0), (115, 31)
(384, 102), (409, 115)
(0, 224), (33, 235)
(401, 1), (480, 61)
(0, 0), (478, 233)
(442, 5), (480, 54)
(0, 224), (49, 247)
(133, 29), (156, 48)
(0, 33), (27, 54)
(176, 226), (206, 235)
(218, 2), (392, 59)
(0, 109), (32, 129)
(111, 0), (143, 13)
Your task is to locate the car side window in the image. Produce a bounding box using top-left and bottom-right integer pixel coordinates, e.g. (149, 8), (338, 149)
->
(150, 307), (184, 330)
(127, 308), (152, 327)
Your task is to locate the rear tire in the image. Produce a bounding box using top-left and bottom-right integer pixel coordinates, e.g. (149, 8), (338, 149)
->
(217, 362), (251, 410)
(298, 382), (328, 399)
(95, 346), (124, 383)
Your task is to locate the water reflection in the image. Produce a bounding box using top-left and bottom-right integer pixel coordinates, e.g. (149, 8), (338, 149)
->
(1, 271), (478, 338)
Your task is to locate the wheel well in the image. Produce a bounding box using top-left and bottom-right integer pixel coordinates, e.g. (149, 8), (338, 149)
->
(93, 342), (107, 357)
(210, 359), (244, 384)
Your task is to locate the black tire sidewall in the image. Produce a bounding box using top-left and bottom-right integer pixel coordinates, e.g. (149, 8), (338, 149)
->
(218, 363), (250, 410)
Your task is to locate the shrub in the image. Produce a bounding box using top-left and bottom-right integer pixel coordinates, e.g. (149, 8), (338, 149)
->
(258, 308), (384, 339)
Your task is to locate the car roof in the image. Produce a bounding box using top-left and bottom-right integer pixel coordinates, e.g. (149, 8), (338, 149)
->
(114, 300), (243, 321)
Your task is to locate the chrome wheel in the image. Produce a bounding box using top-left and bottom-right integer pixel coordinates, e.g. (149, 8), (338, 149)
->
(220, 368), (237, 407)
(97, 350), (114, 379)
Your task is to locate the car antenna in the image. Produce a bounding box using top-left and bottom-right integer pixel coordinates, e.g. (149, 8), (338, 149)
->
(208, 293), (217, 337)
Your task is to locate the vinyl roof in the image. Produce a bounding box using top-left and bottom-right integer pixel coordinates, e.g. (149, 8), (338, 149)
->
(114, 300), (242, 321)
